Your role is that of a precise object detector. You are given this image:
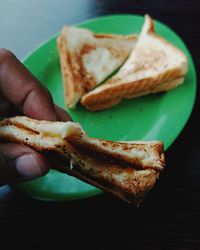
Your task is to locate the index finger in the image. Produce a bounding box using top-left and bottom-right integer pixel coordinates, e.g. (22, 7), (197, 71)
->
(0, 49), (57, 121)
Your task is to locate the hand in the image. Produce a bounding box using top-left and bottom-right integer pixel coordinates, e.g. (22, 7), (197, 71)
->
(0, 49), (71, 186)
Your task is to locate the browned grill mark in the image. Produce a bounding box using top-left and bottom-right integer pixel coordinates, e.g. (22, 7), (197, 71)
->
(64, 39), (80, 95)
(2, 120), (39, 135)
(67, 134), (161, 171)
(94, 33), (137, 41)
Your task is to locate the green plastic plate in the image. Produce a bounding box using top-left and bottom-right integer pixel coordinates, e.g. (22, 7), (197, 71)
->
(17, 15), (196, 201)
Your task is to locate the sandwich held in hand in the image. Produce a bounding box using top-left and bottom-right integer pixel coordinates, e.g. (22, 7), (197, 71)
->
(57, 26), (138, 108)
(0, 116), (165, 205)
(81, 15), (188, 111)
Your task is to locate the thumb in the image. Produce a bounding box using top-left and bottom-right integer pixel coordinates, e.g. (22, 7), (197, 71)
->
(0, 143), (50, 186)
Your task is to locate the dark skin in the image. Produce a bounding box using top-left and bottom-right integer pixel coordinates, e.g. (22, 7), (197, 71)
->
(0, 48), (71, 186)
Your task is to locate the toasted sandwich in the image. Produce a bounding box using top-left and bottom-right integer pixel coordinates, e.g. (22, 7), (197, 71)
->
(57, 26), (138, 108)
(81, 15), (188, 111)
(0, 116), (165, 205)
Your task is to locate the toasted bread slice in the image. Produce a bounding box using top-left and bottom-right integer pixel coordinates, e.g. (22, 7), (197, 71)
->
(81, 15), (188, 111)
(82, 77), (184, 111)
(0, 116), (165, 205)
(57, 26), (138, 108)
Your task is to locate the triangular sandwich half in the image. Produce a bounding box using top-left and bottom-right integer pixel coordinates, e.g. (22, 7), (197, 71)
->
(57, 26), (138, 108)
(81, 15), (188, 111)
(0, 116), (164, 205)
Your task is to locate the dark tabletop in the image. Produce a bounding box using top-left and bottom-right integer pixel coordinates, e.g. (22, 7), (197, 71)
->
(0, 0), (200, 249)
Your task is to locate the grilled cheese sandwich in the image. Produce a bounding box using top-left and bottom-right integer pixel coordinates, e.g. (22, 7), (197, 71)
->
(0, 116), (165, 205)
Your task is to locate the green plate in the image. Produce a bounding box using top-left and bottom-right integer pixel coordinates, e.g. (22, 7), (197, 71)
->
(17, 15), (196, 201)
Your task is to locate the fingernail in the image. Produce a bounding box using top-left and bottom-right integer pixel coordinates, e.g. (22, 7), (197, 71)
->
(16, 154), (42, 178)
